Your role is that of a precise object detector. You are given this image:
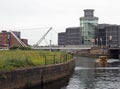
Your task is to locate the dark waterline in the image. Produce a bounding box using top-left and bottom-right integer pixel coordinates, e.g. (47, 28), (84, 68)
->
(29, 57), (120, 89)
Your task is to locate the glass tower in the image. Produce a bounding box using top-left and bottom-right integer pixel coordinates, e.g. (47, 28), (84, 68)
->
(80, 9), (98, 45)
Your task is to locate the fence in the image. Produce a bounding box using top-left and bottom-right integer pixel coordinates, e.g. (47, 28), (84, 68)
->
(42, 54), (73, 65)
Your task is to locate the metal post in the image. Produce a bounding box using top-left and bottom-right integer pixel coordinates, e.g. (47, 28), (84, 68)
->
(66, 54), (67, 61)
(50, 40), (52, 52)
(60, 55), (61, 63)
(64, 55), (65, 62)
(44, 55), (46, 65)
(106, 30), (107, 46)
(53, 55), (55, 64)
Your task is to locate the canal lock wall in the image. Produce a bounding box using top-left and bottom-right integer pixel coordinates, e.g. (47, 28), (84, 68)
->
(75, 46), (109, 58)
(0, 59), (75, 89)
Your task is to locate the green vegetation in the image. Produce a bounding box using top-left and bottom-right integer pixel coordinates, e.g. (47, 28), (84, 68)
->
(9, 46), (31, 50)
(0, 50), (73, 71)
(0, 74), (7, 79)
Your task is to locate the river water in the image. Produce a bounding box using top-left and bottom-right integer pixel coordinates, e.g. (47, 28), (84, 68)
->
(30, 56), (120, 89)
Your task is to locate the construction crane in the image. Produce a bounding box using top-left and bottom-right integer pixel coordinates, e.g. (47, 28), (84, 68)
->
(33, 27), (52, 48)
(10, 30), (28, 47)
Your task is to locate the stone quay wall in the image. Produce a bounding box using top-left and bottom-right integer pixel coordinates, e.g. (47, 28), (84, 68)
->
(0, 59), (75, 89)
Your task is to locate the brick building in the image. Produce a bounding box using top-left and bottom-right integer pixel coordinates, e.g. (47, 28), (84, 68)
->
(0, 30), (28, 49)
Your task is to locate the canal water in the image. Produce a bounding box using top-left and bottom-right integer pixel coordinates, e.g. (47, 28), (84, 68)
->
(30, 56), (120, 89)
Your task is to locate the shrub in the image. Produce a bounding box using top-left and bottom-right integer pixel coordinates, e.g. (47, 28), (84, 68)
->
(10, 46), (31, 50)
(9, 46), (19, 50)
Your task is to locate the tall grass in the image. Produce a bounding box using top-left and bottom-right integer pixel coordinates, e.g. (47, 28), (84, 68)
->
(0, 50), (72, 71)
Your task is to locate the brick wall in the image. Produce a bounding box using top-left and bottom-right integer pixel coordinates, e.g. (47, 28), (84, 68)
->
(0, 31), (28, 48)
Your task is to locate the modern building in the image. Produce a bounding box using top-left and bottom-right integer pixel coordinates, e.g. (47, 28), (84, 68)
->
(0, 30), (28, 49)
(95, 24), (110, 45)
(58, 32), (66, 45)
(58, 9), (120, 47)
(95, 24), (120, 46)
(58, 27), (81, 45)
(80, 9), (98, 45)
(66, 27), (81, 45)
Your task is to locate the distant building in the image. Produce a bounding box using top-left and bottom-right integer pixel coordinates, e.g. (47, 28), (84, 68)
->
(0, 31), (10, 49)
(58, 27), (81, 45)
(21, 39), (28, 46)
(80, 9), (98, 45)
(0, 30), (28, 49)
(95, 24), (120, 46)
(58, 32), (66, 45)
(58, 9), (120, 46)
(66, 27), (81, 45)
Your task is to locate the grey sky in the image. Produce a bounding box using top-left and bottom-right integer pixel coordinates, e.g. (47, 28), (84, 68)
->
(0, 0), (120, 45)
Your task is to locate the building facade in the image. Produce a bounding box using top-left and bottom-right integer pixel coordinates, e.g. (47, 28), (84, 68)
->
(58, 32), (66, 45)
(58, 27), (81, 45)
(58, 9), (120, 46)
(95, 24), (109, 45)
(0, 31), (10, 48)
(66, 27), (81, 45)
(80, 9), (98, 45)
(95, 24), (120, 46)
(0, 30), (28, 49)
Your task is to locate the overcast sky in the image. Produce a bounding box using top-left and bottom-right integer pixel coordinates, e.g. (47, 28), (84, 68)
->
(0, 0), (120, 45)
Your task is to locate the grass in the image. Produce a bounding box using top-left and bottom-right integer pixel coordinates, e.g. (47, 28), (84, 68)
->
(0, 50), (73, 71)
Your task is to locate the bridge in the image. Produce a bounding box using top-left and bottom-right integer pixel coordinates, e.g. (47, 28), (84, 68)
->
(30, 27), (92, 51)
(109, 46), (120, 59)
(32, 45), (93, 50)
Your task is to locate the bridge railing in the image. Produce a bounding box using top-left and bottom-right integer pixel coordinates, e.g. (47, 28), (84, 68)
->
(40, 54), (73, 65)
(33, 45), (93, 50)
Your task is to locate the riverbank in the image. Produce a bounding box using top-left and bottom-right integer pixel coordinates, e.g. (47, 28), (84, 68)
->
(0, 58), (75, 89)
(0, 50), (72, 71)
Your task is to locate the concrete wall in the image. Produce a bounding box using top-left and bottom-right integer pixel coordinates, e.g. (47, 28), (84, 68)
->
(0, 59), (75, 89)
(90, 47), (104, 54)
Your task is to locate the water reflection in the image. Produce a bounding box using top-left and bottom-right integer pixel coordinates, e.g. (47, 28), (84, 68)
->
(65, 57), (120, 89)
(28, 57), (120, 89)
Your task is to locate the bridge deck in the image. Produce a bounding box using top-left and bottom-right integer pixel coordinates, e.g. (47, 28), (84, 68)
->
(32, 45), (93, 50)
